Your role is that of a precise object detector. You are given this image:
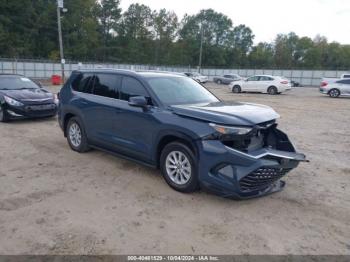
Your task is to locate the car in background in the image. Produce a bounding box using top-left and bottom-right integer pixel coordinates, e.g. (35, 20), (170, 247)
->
(320, 78), (350, 97)
(58, 69), (306, 199)
(0, 74), (58, 122)
(213, 74), (241, 85)
(341, 73), (350, 79)
(184, 72), (208, 83)
(229, 75), (292, 95)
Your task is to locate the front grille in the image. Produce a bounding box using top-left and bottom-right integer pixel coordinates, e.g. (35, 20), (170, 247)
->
(239, 167), (292, 192)
(25, 104), (56, 111)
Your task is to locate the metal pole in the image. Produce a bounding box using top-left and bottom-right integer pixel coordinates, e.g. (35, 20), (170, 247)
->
(57, 3), (65, 83)
(198, 23), (204, 73)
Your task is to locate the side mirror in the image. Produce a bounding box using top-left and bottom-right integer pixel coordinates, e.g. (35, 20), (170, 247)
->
(128, 96), (148, 108)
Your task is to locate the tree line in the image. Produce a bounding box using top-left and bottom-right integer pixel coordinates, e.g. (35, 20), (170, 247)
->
(0, 0), (349, 70)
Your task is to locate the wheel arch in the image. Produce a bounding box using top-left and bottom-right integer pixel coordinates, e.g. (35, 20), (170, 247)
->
(155, 131), (198, 168)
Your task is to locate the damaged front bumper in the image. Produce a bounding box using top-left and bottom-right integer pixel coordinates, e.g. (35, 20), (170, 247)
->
(196, 126), (307, 199)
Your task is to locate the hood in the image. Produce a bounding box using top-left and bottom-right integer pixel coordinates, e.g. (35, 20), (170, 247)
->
(171, 101), (280, 126)
(0, 88), (54, 103)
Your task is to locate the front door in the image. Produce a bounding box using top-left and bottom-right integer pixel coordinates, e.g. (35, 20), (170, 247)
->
(112, 76), (158, 163)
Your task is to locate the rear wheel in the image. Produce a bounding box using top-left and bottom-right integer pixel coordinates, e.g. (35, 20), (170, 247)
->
(268, 86), (278, 95)
(66, 117), (90, 152)
(0, 105), (8, 122)
(217, 79), (222, 85)
(329, 88), (340, 98)
(232, 85), (241, 93)
(160, 142), (199, 193)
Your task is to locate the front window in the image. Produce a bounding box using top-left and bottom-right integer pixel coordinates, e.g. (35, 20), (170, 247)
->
(146, 76), (219, 105)
(0, 76), (39, 90)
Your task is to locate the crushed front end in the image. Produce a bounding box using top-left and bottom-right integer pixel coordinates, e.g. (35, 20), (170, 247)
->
(197, 121), (307, 199)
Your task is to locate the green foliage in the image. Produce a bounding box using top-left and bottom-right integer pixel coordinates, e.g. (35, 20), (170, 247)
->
(0, 0), (349, 70)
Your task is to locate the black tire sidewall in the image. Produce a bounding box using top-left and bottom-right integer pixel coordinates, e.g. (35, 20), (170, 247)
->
(0, 105), (8, 122)
(66, 117), (89, 152)
(160, 142), (199, 193)
(232, 86), (241, 93)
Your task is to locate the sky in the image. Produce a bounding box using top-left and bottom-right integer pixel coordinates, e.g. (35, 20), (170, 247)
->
(120, 0), (350, 44)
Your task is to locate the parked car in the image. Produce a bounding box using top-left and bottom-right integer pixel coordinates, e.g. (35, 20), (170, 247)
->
(184, 72), (208, 83)
(291, 80), (301, 87)
(320, 78), (350, 97)
(0, 74), (58, 122)
(58, 69), (306, 199)
(341, 73), (350, 79)
(213, 74), (241, 85)
(229, 75), (292, 95)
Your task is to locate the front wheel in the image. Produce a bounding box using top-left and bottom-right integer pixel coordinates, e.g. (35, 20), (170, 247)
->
(329, 89), (340, 98)
(232, 85), (241, 93)
(66, 117), (90, 152)
(0, 106), (8, 122)
(160, 142), (199, 193)
(268, 86), (278, 95)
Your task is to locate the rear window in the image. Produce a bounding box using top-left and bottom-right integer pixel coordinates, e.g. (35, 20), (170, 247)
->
(71, 73), (94, 93)
(342, 74), (350, 78)
(337, 79), (350, 84)
(93, 73), (121, 99)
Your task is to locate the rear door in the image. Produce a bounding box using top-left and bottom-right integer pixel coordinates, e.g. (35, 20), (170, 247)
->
(337, 79), (350, 95)
(81, 73), (122, 151)
(259, 76), (274, 92)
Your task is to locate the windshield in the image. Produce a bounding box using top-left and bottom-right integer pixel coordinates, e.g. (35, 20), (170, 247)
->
(0, 76), (39, 90)
(146, 76), (219, 105)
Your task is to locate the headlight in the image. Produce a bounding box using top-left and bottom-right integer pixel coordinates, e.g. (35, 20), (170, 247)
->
(4, 96), (24, 107)
(209, 123), (252, 135)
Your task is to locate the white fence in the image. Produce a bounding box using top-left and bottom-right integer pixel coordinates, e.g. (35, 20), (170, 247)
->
(1, 59), (348, 86)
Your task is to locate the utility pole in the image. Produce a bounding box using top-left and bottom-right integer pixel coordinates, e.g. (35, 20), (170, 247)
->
(198, 23), (204, 73)
(57, 0), (65, 83)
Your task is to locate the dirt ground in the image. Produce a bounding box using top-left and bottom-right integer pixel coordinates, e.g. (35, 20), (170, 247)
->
(0, 83), (349, 255)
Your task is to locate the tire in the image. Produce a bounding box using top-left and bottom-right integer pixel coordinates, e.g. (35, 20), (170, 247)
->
(160, 142), (199, 193)
(328, 88), (340, 98)
(217, 79), (222, 85)
(268, 86), (278, 95)
(66, 117), (90, 153)
(0, 105), (8, 123)
(232, 85), (241, 93)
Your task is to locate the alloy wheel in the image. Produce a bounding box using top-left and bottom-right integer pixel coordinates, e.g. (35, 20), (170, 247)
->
(69, 122), (82, 148)
(329, 89), (340, 98)
(165, 151), (192, 185)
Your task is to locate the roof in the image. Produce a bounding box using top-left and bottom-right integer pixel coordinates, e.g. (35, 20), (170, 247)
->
(74, 69), (186, 78)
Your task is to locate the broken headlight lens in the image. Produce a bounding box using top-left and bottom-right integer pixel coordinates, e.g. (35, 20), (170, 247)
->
(209, 123), (252, 135)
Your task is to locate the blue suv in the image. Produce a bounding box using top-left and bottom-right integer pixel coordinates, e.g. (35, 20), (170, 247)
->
(58, 70), (306, 199)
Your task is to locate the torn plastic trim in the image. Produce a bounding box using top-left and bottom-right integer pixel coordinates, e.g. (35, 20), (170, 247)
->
(225, 146), (309, 162)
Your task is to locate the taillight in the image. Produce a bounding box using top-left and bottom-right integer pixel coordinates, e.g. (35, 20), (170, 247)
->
(280, 80), (288, 84)
(321, 81), (328, 87)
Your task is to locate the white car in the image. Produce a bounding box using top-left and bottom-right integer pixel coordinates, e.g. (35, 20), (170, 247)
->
(320, 78), (350, 97)
(184, 72), (208, 83)
(229, 75), (292, 95)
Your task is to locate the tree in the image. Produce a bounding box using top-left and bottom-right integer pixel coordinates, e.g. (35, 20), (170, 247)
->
(95, 0), (121, 60)
(152, 9), (178, 64)
(61, 0), (100, 60)
(248, 42), (274, 68)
